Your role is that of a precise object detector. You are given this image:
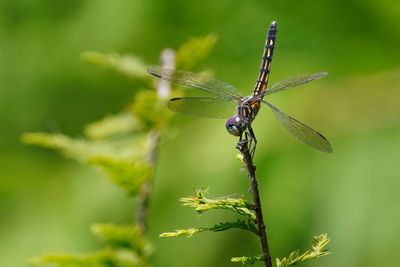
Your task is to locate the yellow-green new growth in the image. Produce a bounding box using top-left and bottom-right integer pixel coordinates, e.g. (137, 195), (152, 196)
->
(159, 228), (203, 238)
(230, 234), (330, 266)
(84, 113), (141, 140)
(25, 33), (220, 267)
(276, 234), (331, 267)
(89, 156), (153, 195)
(81, 51), (149, 79)
(231, 255), (263, 265)
(30, 248), (149, 267)
(176, 34), (218, 70)
(91, 223), (153, 257)
(31, 223), (153, 267)
(160, 219), (258, 239)
(180, 189), (256, 220)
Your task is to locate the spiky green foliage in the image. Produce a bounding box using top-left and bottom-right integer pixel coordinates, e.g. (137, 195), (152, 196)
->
(22, 132), (151, 195)
(276, 234), (331, 267)
(91, 224), (152, 257)
(25, 34), (218, 267)
(22, 133), (98, 162)
(160, 189), (260, 241)
(81, 51), (149, 80)
(230, 234), (331, 266)
(128, 90), (171, 131)
(180, 189), (256, 220)
(21, 90), (167, 196)
(31, 248), (149, 267)
(23, 33), (217, 195)
(89, 156), (153, 195)
(21, 132), (149, 161)
(84, 113), (141, 140)
(176, 34), (218, 70)
(231, 255), (263, 265)
(31, 224), (153, 267)
(160, 219), (258, 238)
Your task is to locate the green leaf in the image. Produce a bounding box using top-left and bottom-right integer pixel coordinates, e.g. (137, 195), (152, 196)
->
(176, 34), (218, 70)
(81, 51), (148, 80)
(84, 113), (141, 140)
(91, 223), (153, 257)
(180, 189), (256, 220)
(89, 156), (153, 195)
(31, 248), (149, 267)
(231, 255), (263, 265)
(159, 227), (204, 238)
(22, 132), (149, 163)
(208, 220), (258, 234)
(159, 219), (258, 238)
(276, 234), (331, 267)
(22, 133), (96, 162)
(129, 90), (171, 131)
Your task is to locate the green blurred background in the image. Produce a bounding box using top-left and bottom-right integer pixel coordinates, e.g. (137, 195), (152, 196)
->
(1, 0), (400, 266)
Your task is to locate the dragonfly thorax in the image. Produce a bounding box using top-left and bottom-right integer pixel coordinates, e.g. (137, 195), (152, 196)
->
(239, 97), (261, 122)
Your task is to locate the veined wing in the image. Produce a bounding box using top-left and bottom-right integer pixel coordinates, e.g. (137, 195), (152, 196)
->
(264, 101), (332, 153)
(168, 97), (237, 119)
(148, 66), (243, 100)
(263, 72), (328, 96)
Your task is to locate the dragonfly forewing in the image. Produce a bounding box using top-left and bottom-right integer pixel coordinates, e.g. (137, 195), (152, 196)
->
(148, 66), (243, 100)
(262, 72), (328, 97)
(264, 101), (332, 153)
(168, 97), (237, 119)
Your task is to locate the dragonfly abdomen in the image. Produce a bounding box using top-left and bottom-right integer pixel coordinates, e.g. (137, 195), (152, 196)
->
(253, 21), (277, 97)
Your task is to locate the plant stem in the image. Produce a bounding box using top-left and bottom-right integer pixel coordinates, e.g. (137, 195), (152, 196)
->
(136, 130), (160, 231)
(136, 181), (152, 231)
(236, 141), (272, 267)
(136, 48), (175, 231)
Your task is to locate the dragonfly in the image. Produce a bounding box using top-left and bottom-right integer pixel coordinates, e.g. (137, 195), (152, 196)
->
(148, 21), (332, 155)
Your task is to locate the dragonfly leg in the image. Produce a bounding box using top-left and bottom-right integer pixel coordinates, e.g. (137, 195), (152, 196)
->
(237, 133), (246, 151)
(248, 125), (257, 159)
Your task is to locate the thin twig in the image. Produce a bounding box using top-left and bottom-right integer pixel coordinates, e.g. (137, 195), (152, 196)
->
(136, 48), (176, 231)
(136, 129), (160, 231)
(136, 182), (151, 231)
(236, 140), (272, 267)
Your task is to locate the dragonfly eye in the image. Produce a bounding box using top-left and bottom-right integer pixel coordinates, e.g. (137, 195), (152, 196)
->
(226, 116), (247, 136)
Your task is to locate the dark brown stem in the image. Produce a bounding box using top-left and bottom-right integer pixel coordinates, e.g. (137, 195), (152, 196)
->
(236, 141), (272, 267)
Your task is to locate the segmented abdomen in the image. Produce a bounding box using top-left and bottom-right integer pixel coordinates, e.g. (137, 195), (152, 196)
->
(253, 21), (277, 97)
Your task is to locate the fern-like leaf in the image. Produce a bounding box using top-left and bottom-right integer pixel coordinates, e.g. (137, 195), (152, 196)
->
(160, 219), (258, 238)
(231, 255), (263, 265)
(276, 234), (331, 267)
(176, 34), (218, 70)
(31, 248), (149, 267)
(22, 133), (149, 162)
(180, 189), (256, 220)
(81, 51), (148, 80)
(91, 223), (153, 257)
(89, 156), (153, 195)
(128, 90), (172, 131)
(84, 113), (141, 140)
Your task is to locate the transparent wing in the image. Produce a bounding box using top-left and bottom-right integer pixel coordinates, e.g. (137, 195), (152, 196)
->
(264, 101), (332, 153)
(263, 72), (328, 96)
(168, 97), (237, 119)
(148, 66), (243, 100)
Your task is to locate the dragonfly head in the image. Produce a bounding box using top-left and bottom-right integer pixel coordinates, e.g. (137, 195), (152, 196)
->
(226, 115), (247, 136)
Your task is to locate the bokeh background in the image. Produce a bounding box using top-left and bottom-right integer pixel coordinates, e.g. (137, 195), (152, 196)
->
(1, 1), (400, 266)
